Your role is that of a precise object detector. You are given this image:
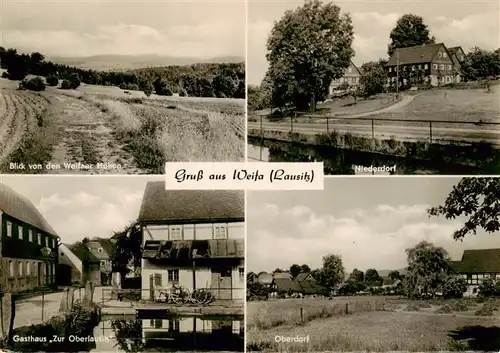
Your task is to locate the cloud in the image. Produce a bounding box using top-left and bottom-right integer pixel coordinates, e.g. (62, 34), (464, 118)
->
(247, 202), (473, 274)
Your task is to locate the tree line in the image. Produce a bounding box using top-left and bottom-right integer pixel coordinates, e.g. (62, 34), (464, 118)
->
(248, 0), (500, 112)
(248, 177), (500, 300)
(0, 47), (245, 98)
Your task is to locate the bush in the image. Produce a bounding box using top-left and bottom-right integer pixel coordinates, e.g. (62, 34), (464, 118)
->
(435, 304), (452, 314)
(61, 78), (80, 90)
(442, 275), (467, 299)
(450, 301), (468, 312)
(46, 74), (59, 86)
(20, 77), (45, 91)
(478, 277), (497, 297)
(1, 72), (8, 78)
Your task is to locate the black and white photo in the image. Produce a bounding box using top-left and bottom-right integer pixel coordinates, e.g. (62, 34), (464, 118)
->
(246, 177), (500, 352)
(247, 0), (500, 175)
(0, 0), (246, 175)
(0, 176), (245, 352)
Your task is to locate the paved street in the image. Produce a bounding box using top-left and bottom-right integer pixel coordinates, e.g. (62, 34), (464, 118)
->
(13, 286), (110, 329)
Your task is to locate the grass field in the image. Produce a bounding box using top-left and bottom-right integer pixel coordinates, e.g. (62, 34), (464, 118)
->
(0, 78), (244, 174)
(247, 296), (500, 352)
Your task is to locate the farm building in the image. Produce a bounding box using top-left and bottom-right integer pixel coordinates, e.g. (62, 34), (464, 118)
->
(451, 248), (500, 297)
(138, 183), (245, 302)
(0, 183), (59, 294)
(273, 271), (292, 280)
(329, 60), (363, 94)
(270, 272), (328, 297)
(57, 243), (101, 286)
(256, 271), (273, 285)
(448, 46), (466, 68)
(386, 43), (461, 86)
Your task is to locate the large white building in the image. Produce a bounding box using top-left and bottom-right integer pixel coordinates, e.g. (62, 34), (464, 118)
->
(138, 183), (245, 302)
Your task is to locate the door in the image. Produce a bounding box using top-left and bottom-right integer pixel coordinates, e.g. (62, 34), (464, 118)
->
(211, 267), (232, 300)
(37, 263), (42, 286)
(149, 275), (154, 300)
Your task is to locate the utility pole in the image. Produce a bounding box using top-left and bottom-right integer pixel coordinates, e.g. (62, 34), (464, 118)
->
(396, 50), (400, 98)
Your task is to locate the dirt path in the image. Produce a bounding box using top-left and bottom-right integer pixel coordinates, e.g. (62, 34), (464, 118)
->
(45, 93), (142, 174)
(343, 94), (416, 118)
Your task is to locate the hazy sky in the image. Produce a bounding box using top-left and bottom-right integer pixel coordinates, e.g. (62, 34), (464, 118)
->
(247, 177), (500, 274)
(248, 0), (500, 85)
(0, 176), (163, 245)
(1, 0), (245, 58)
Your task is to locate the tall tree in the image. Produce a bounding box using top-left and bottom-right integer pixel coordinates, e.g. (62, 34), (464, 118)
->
(364, 268), (382, 285)
(266, 0), (354, 112)
(247, 271), (258, 283)
(388, 14), (435, 56)
(348, 268), (364, 282)
(300, 264), (311, 274)
(360, 59), (388, 97)
(404, 241), (451, 297)
(319, 254), (345, 289)
(388, 270), (401, 281)
(289, 264), (302, 279)
(428, 177), (500, 240)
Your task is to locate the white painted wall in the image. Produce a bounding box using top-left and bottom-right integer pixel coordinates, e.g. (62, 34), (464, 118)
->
(58, 244), (82, 274)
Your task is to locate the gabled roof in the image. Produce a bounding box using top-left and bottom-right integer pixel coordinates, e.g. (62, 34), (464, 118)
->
(138, 182), (244, 224)
(296, 272), (314, 282)
(448, 46), (464, 57)
(273, 278), (302, 292)
(142, 239), (244, 260)
(0, 183), (58, 236)
(452, 249), (500, 273)
(386, 43), (448, 66)
(273, 272), (292, 280)
(88, 238), (115, 258)
(343, 60), (363, 77)
(67, 243), (100, 264)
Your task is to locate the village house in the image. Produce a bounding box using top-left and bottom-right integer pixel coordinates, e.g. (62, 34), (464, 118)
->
(256, 271), (273, 286)
(452, 248), (500, 297)
(58, 243), (101, 286)
(270, 272), (327, 297)
(448, 46), (466, 69)
(138, 183), (245, 302)
(386, 43), (461, 86)
(0, 183), (59, 294)
(329, 60), (363, 94)
(87, 239), (114, 285)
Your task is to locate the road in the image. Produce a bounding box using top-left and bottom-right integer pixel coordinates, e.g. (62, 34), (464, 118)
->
(248, 121), (500, 145)
(13, 286), (109, 329)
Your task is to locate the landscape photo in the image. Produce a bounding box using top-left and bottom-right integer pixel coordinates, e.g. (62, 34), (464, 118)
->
(0, 176), (244, 352)
(247, 0), (500, 174)
(0, 0), (245, 175)
(246, 177), (500, 352)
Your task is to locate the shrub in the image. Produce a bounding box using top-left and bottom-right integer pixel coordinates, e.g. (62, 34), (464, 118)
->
(20, 77), (45, 91)
(442, 275), (467, 299)
(1, 72), (8, 78)
(435, 304), (452, 314)
(478, 277), (497, 297)
(46, 74), (59, 86)
(450, 301), (468, 312)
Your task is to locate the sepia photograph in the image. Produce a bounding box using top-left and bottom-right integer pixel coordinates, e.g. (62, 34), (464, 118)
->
(247, 0), (500, 175)
(0, 176), (244, 352)
(247, 177), (500, 352)
(0, 0), (245, 175)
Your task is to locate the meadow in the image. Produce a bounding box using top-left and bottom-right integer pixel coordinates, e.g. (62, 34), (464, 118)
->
(0, 78), (244, 174)
(246, 296), (500, 352)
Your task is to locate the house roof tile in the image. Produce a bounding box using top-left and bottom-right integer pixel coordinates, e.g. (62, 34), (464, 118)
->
(0, 183), (58, 236)
(452, 249), (500, 273)
(68, 243), (100, 263)
(138, 182), (244, 224)
(386, 43), (446, 66)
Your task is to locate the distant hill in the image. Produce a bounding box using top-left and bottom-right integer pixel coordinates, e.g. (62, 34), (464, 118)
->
(378, 268), (407, 278)
(47, 54), (245, 70)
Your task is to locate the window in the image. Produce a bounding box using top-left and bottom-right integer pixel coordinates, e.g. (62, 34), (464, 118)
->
(18, 225), (22, 239)
(38, 233), (41, 245)
(98, 248), (103, 253)
(170, 227), (182, 241)
(473, 287), (478, 293)
(347, 67), (352, 73)
(433, 64), (438, 69)
(7, 221), (12, 237)
(443, 53), (447, 58)
(411, 66), (415, 71)
(151, 319), (163, 329)
(214, 226), (227, 239)
(27, 262), (31, 275)
(438, 52), (442, 57)
(45, 237), (48, 247)
(388, 67), (392, 72)
(9, 261), (14, 277)
(440, 64), (444, 70)
(18, 261), (23, 277)
(29, 229), (33, 242)
(239, 268), (244, 280)
(448, 65), (452, 70)
(424, 64), (428, 70)
(100, 260), (106, 266)
(168, 270), (179, 283)
(168, 319), (180, 332)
